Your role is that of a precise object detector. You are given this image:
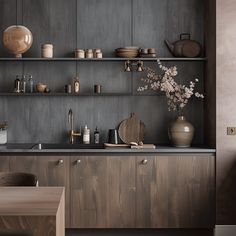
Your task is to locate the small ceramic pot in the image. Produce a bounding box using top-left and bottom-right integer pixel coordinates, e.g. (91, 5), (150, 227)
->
(168, 116), (194, 147)
(41, 44), (53, 58)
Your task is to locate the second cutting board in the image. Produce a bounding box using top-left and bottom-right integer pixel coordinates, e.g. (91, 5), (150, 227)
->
(118, 113), (145, 144)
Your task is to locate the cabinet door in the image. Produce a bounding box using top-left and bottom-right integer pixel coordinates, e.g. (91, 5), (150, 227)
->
(136, 154), (215, 228)
(107, 156), (136, 228)
(36, 155), (70, 227)
(70, 156), (108, 228)
(0, 156), (9, 171)
(164, 154), (215, 228)
(9, 155), (37, 174)
(70, 155), (136, 228)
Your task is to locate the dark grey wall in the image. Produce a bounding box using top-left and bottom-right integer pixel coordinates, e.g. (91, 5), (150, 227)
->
(0, 0), (204, 144)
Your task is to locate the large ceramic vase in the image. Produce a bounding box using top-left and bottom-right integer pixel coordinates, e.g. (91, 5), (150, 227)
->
(168, 116), (194, 147)
(3, 25), (33, 58)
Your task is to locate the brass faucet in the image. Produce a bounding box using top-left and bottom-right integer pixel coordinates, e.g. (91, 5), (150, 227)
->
(68, 109), (81, 144)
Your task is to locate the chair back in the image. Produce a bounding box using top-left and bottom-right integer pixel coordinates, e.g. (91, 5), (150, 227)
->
(0, 172), (38, 186)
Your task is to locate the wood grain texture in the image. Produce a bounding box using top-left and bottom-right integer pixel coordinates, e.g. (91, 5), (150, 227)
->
(133, 0), (204, 57)
(77, 0), (132, 56)
(0, 216), (56, 236)
(0, 156), (9, 172)
(36, 155), (70, 228)
(22, 0), (76, 57)
(107, 156), (136, 228)
(0, 187), (64, 215)
(0, 172), (37, 186)
(9, 155), (37, 174)
(136, 154), (215, 228)
(118, 113), (145, 144)
(0, 0), (17, 57)
(216, 0), (236, 224)
(0, 187), (65, 236)
(70, 155), (108, 228)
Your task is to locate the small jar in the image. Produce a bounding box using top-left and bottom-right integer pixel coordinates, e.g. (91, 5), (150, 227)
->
(96, 52), (103, 58)
(41, 44), (53, 58)
(75, 49), (85, 58)
(86, 49), (93, 58)
(93, 49), (101, 58)
(0, 123), (7, 144)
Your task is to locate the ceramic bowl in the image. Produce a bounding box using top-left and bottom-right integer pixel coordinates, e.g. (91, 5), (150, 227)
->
(36, 83), (47, 93)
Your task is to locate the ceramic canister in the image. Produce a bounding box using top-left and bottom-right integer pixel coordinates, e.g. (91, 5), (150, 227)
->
(41, 44), (53, 58)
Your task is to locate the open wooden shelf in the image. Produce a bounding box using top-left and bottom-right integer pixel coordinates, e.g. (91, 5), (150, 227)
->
(0, 92), (163, 97)
(0, 57), (207, 62)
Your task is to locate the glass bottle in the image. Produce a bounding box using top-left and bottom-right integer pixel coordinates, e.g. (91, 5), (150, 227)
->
(94, 127), (100, 144)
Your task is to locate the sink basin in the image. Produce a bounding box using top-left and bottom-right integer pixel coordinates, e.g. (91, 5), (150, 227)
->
(32, 143), (104, 150)
(7, 143), (104, 150)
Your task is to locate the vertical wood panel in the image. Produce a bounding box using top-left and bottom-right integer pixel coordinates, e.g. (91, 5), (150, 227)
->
(77, 0), (132, 56)
(166, 155), (215, 228)
(0, 0), (17, 57)
(136, 155), (215, 228)
(36, 155), (70, 228)
(9, 155), (37, 174)
(23, 0), (76, 57)
(0, 156), (9, 172)
(70, 156), (108, 228)
(133, 0), (204, 57)
(107, 156), (136, 228)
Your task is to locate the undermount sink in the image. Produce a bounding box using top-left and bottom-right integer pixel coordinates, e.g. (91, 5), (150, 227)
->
(7, 143), (104, 150)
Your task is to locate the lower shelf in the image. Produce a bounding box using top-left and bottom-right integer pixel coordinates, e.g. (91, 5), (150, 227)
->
(0, 92), (162, 97)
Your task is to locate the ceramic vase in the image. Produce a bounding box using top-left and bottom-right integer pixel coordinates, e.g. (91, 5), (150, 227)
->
(168, 116), (194, 147)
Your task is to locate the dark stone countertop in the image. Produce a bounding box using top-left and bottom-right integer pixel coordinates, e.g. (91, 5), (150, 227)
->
(0, 143), (216, 154)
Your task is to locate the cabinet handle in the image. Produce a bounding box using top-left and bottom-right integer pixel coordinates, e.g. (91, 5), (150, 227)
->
(76, 159), (81, 164)
(141, 159), (148, 165)
(58, 159), (64, 165)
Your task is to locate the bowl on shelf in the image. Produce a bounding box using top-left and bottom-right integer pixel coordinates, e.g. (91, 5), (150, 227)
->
(115, 46), (140, 58)
(3, 25), (33, 58)
(36, 83), (47, 93)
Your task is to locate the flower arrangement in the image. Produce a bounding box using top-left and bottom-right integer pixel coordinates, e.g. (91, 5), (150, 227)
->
(137, 59), (204, 112)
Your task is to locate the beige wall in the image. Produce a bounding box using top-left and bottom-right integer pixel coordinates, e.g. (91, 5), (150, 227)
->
(217, 0), (236, 224)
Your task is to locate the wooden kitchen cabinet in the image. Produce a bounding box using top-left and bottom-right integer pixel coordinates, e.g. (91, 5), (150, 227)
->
(136, 154), (215, 228)
(36, 155), (70, 227)
(70, 155), (136, 228)
(0, 156), (9, 171)
(9, 155), (37, 174)
(70, 155), (108, 228)
(70, 154), (215, 229)
(0, 153), (215, 229)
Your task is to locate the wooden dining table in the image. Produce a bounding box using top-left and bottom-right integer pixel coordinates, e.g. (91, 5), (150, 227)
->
(0, 187), (65, 236)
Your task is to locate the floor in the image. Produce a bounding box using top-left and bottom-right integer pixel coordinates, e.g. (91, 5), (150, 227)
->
(66, 226), (236, 236)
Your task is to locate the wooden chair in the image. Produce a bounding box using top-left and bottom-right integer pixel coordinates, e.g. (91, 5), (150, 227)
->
(0, 172), (38, 186)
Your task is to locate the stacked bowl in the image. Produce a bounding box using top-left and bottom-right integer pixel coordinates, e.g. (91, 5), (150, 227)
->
(115, 47), (140, 58)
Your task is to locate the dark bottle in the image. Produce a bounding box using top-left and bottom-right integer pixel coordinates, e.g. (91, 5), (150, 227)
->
(94, 127), (100, 144)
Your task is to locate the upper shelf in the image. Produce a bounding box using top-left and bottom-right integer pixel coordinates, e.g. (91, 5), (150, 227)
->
(0, 57), (207, 62)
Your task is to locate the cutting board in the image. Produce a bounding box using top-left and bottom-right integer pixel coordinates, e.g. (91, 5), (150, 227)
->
(118, 113), (145, 144)
(104, 143), (130, 148)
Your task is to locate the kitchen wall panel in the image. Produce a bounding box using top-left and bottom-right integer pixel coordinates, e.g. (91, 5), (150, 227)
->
(0, 0), (205, 145)
(216, 0), (236, 224)
(133, 0), (204, 57)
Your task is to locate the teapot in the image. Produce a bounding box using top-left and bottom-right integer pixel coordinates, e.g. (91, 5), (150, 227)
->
(165, 33), (202, 58)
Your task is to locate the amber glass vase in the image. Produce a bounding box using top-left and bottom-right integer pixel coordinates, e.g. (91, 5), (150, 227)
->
(3, 25), (33, 58)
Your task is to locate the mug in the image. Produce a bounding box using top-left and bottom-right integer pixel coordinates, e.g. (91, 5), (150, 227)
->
(108, 129), (118, 144)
